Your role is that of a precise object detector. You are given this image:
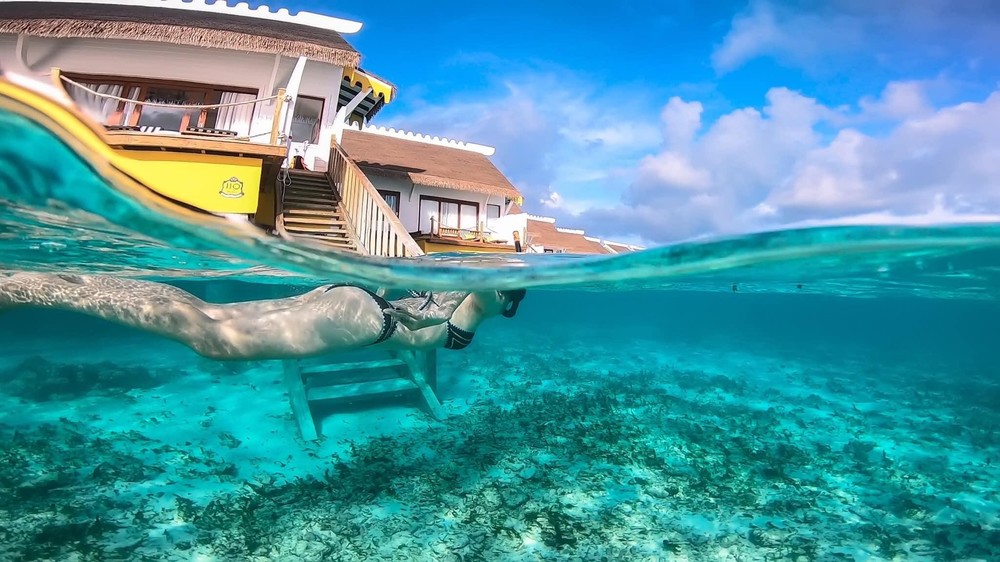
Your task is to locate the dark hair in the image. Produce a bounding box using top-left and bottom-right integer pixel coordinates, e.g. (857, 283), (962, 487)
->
(499, 289), (527, 318)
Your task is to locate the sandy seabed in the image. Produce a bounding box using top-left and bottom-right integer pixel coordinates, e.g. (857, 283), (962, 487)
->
(0, 329), (997, 562)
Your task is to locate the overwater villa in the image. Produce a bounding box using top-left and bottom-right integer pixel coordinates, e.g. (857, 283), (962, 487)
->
(0, 0), (532, 257)
(0, 0), (640, 440)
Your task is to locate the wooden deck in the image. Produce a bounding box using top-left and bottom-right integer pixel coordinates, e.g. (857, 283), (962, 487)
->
(413, 233), (516, 254)
(105, 131), (288, 159)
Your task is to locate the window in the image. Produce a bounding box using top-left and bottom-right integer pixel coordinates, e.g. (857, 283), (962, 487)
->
(136, 86), (206, 131)
(290, 96), (324, 144)
(419, 196), (479, 234)
(62, 73), (259, 135)
(379, 190), (401, 216)
(486, 204), (501, 226)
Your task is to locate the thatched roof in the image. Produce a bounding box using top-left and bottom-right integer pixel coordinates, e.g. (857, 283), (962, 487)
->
(340, 129), (523, 201)
(526, 217), (612, 255)
(0, 2), (360, 67)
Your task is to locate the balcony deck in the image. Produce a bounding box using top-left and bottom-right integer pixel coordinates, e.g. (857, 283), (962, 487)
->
(105, 131), (288, 159)
(412, 232), (516, 254)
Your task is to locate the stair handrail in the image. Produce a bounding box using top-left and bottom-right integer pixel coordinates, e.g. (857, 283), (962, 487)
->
(327, 143), (424, 257)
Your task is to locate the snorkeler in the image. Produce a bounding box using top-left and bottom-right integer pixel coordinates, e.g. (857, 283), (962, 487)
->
(0, 272), (526, 360)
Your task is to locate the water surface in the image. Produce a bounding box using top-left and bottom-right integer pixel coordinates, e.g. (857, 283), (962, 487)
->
(1, 95), (999, 561)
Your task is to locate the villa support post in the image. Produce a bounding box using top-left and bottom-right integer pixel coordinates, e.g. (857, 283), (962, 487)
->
(282, 360), (319, 441)
(14, 34), (29, 72)
(269, 87), (286, 145)
(331, 86), (373, 145)
(275, 56), (307, 149)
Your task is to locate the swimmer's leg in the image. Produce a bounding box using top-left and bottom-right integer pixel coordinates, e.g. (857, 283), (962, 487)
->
(0, 272), (238, 358)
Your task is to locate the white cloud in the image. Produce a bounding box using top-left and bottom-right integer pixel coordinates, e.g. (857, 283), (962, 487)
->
(541, 191), (563, 209)
(636, 152), (709, 190)
(380, 69), (660, 216)
(858, 81), (933, 120)
(660, 97), (703, 150)
(379, 62), (999, 246)
(580, 84), (1000, 244)
(712, 0), (1000, 74)
(712, 1), (863, 73)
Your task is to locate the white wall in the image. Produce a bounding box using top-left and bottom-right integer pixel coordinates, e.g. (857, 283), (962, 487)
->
(361, 173), (519, 244)
(0, 34), (345, 167)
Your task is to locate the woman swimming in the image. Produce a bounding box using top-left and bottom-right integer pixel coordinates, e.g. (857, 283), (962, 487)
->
(0, 272), (526, 360)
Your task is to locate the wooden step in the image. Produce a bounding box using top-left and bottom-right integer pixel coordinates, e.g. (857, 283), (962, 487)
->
(285, 230), (352, 240)
(282, 200), (338, 209)
(283, 216), (347, 226)
(284, 192), (335, 201)
(287, 174), (328, 183)
(286, 183), (333, 191)
(307, 377), (418, 403)
(287, 236), (355, 247)
(301, 358), (406, 377)
(288, 180), (332, 189)
(284, 208), (340, 217)
(285, 225), (351, 235)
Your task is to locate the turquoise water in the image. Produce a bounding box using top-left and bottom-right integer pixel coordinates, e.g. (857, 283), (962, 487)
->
(2, 105), (1000, 560)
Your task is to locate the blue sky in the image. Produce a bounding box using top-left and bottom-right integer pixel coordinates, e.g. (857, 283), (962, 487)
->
(283, 0), (1000, 245)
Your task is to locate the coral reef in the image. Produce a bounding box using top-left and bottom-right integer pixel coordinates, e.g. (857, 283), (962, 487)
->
(0, 342), (997, 561)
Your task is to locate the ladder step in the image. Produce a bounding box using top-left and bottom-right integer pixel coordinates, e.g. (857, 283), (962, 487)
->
(307, 377), (418, 403)
(301, 358), (406, 376)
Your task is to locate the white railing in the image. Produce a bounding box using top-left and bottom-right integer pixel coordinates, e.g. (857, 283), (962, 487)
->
(327, 143), (423, 257)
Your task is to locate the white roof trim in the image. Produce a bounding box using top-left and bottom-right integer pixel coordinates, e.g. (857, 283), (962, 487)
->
(2, 0), (364, 34)
(556, 227), (586, 235)
(349, 123), (496, 156)
(526, 215), (556, 223)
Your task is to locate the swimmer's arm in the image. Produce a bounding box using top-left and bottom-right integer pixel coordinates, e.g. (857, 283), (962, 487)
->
(386, 291), (468, 331)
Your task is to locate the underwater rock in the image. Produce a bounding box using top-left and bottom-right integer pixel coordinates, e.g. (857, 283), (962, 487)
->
(218, 432), (242, 449)
(842, 439), (878, 465)
(517, 466), (537, 480)
(0, 356), (162, 401)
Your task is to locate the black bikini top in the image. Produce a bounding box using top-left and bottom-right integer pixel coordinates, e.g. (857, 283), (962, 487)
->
(444, 322), (475, 350)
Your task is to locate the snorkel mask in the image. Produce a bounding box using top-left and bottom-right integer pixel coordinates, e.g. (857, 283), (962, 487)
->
(499, 289), (527, 318)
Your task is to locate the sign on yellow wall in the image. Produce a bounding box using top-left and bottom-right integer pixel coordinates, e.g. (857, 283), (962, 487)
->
(114, 150), (262, 214)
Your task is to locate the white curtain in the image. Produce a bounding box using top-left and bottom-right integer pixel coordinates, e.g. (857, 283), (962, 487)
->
(460, 204), (477, 230)
(216, 92), (255, 136)
(440, 202), (459, 228)
(120, 87), (140, 126)
(419, 199), (436, 233)
(78, 83), (123, 124)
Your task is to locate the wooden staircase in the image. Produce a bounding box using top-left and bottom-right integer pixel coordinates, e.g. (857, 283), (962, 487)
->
(278, 170), (358, 252)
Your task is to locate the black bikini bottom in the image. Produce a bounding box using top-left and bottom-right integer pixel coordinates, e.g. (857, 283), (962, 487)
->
(324, 283), (397, 345)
